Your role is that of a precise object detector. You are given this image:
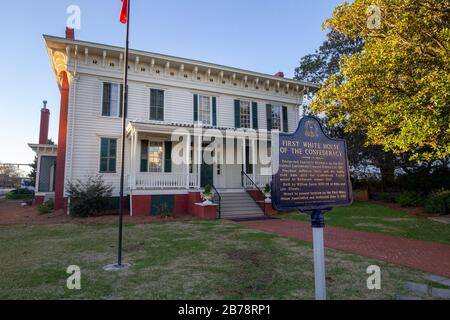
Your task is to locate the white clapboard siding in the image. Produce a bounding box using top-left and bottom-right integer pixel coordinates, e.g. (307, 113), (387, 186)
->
(164, 89), (193, 124)
(65, 72), (300, 194)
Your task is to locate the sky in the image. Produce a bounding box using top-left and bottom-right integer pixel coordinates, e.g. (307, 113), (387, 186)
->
(0, 0), (344, 170)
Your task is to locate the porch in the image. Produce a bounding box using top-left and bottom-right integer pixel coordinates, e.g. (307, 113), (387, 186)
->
(127, 121), (273, 192)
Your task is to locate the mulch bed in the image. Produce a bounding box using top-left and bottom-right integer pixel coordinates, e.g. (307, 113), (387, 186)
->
(0, 199), (198, 226)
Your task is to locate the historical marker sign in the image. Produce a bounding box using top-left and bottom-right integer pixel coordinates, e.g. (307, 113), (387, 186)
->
(271, 116), (353, 300)
(271, 116), (353, 212)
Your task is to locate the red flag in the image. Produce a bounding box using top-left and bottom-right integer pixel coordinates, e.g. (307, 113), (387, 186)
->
(120, 0), (128, 24)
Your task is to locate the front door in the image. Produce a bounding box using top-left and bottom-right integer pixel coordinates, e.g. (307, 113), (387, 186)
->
(201, 160), (214, 187)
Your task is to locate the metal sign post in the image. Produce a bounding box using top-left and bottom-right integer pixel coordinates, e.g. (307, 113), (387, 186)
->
(311, 209), (326, 300)
(271, 116), (353, 301)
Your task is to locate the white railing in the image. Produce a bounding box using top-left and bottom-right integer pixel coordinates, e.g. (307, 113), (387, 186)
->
(243, 174), (272, 189)
(135, 173), (199, 190)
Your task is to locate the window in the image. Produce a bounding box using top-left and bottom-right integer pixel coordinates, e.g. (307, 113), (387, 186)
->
(240, 101), (251, 128)
(148, 142), (164, 173)
(271, 105), (282, 130)
(150, 89), (164, 121)
(100, 138), (117, 173)
(102, 83), (121, 117)
(199, 95), (211, 125)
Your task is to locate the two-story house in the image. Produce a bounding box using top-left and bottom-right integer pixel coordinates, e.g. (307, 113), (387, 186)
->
(31, 29), (318, 218)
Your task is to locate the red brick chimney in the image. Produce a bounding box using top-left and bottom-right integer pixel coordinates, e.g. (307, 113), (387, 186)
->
(65, 27), (75, 40)
(275, 72), (285, 78)
(39, 101), (50, 145)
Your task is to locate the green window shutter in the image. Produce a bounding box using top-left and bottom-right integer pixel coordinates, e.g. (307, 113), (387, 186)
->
(119, 84), (128, 118)
(164, 141), (172, 173)
(109, 139), (117, 172)
(100, 138), (116, 173)
(252, 102), (258, 130)
(193, 94), (198, 123)
(212, 97), (217, 127)
(282, 106), (288, 132)
(102, 83), (111, 116)
(266, 104), (273, 131)
(100, 138), (108, 172)
(234, 100), (241, 128)
(140, 140), (149, 172)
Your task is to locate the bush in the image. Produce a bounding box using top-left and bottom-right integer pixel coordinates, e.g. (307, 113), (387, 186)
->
(6, 188), (34, 200)
(374, 192), (399, 203)
(66, 176), (113, 217)
(37, 199), (54, 215)
(395, 191), (424, 207)
(424, 189), (450, 215)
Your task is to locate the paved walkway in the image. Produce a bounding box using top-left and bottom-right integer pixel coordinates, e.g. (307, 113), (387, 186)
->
(238, 219), (450, 278)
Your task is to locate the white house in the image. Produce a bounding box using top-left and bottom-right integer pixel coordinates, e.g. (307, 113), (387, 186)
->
(32, 29), (318, 218)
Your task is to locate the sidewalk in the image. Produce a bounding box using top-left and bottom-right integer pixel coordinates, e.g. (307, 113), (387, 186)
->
(238, 218), (450, 278)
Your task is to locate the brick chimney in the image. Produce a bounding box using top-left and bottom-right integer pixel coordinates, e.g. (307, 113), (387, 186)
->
(39, 101), (50, 145)
(274, 72), (285, 78)
(65, 27), (75, 40)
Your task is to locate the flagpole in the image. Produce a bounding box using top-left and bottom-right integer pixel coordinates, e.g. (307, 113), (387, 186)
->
(118, 0), (131, 267)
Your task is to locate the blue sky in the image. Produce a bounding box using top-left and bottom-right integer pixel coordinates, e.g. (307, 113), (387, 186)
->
(0, 0), (344, 168)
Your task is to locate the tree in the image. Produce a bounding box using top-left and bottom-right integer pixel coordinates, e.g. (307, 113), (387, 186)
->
(0, 164), (21, 188)
(311, 0), (450, 162)
(295, 24), (399, 187)
(295, 29), (363, 84)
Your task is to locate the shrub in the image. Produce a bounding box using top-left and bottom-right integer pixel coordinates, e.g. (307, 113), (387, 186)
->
(6, 188), (34, 200)
(66, 176), (113, 217)
(374, 192), (398, 203)
(395, 191), (424, 207)
(424, 189), (450, 215)
(37, 199), (54, 215)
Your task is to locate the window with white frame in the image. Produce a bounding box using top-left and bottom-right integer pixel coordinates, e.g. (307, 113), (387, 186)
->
(148, 142), (164, 172)
(199, 95), (211, 125)
(271, 105), (282, 131)
(240, 101), (251, 128)
(102, 83), (121, 117)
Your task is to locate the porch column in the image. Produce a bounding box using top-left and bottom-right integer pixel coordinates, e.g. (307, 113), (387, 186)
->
(129, 131), (134, 190)
(242, 137), (247, 173)
(131, 130), (138, 189)
(186, 134), (191, 189)
(252, 138), (257, 183)
(197, 134), (202, 189)
(35, 155), (41, 192)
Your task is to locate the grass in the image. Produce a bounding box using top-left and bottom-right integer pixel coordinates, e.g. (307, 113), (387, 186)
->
(277, 202), (450, 244)
(0, 221), (429, 300)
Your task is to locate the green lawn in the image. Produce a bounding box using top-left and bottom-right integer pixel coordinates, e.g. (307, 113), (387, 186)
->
(277, 202), (450, 244)
(0, 221), (428, 300)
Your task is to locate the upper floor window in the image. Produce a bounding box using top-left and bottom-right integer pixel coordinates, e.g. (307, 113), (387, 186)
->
(240, 101), (251, 129)
(199, 95), (212, 125)
(100, 138), (117, 173)
(150, 89), (164, 121)
(102, 83), (122, 117)
(271, 105), (282, 131)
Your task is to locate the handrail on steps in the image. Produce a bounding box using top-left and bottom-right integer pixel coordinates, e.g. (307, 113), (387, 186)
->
(241, 171), (267, 216)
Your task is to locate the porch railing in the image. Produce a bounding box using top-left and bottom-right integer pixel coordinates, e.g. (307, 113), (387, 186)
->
(135, 173), (199, 190)
(243, 174), (272, 189)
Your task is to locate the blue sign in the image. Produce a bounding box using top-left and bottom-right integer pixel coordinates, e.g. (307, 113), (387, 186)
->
(271, 116), (353, 212)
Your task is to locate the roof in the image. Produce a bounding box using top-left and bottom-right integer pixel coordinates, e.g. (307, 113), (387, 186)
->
(43, 34), (320, 92)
